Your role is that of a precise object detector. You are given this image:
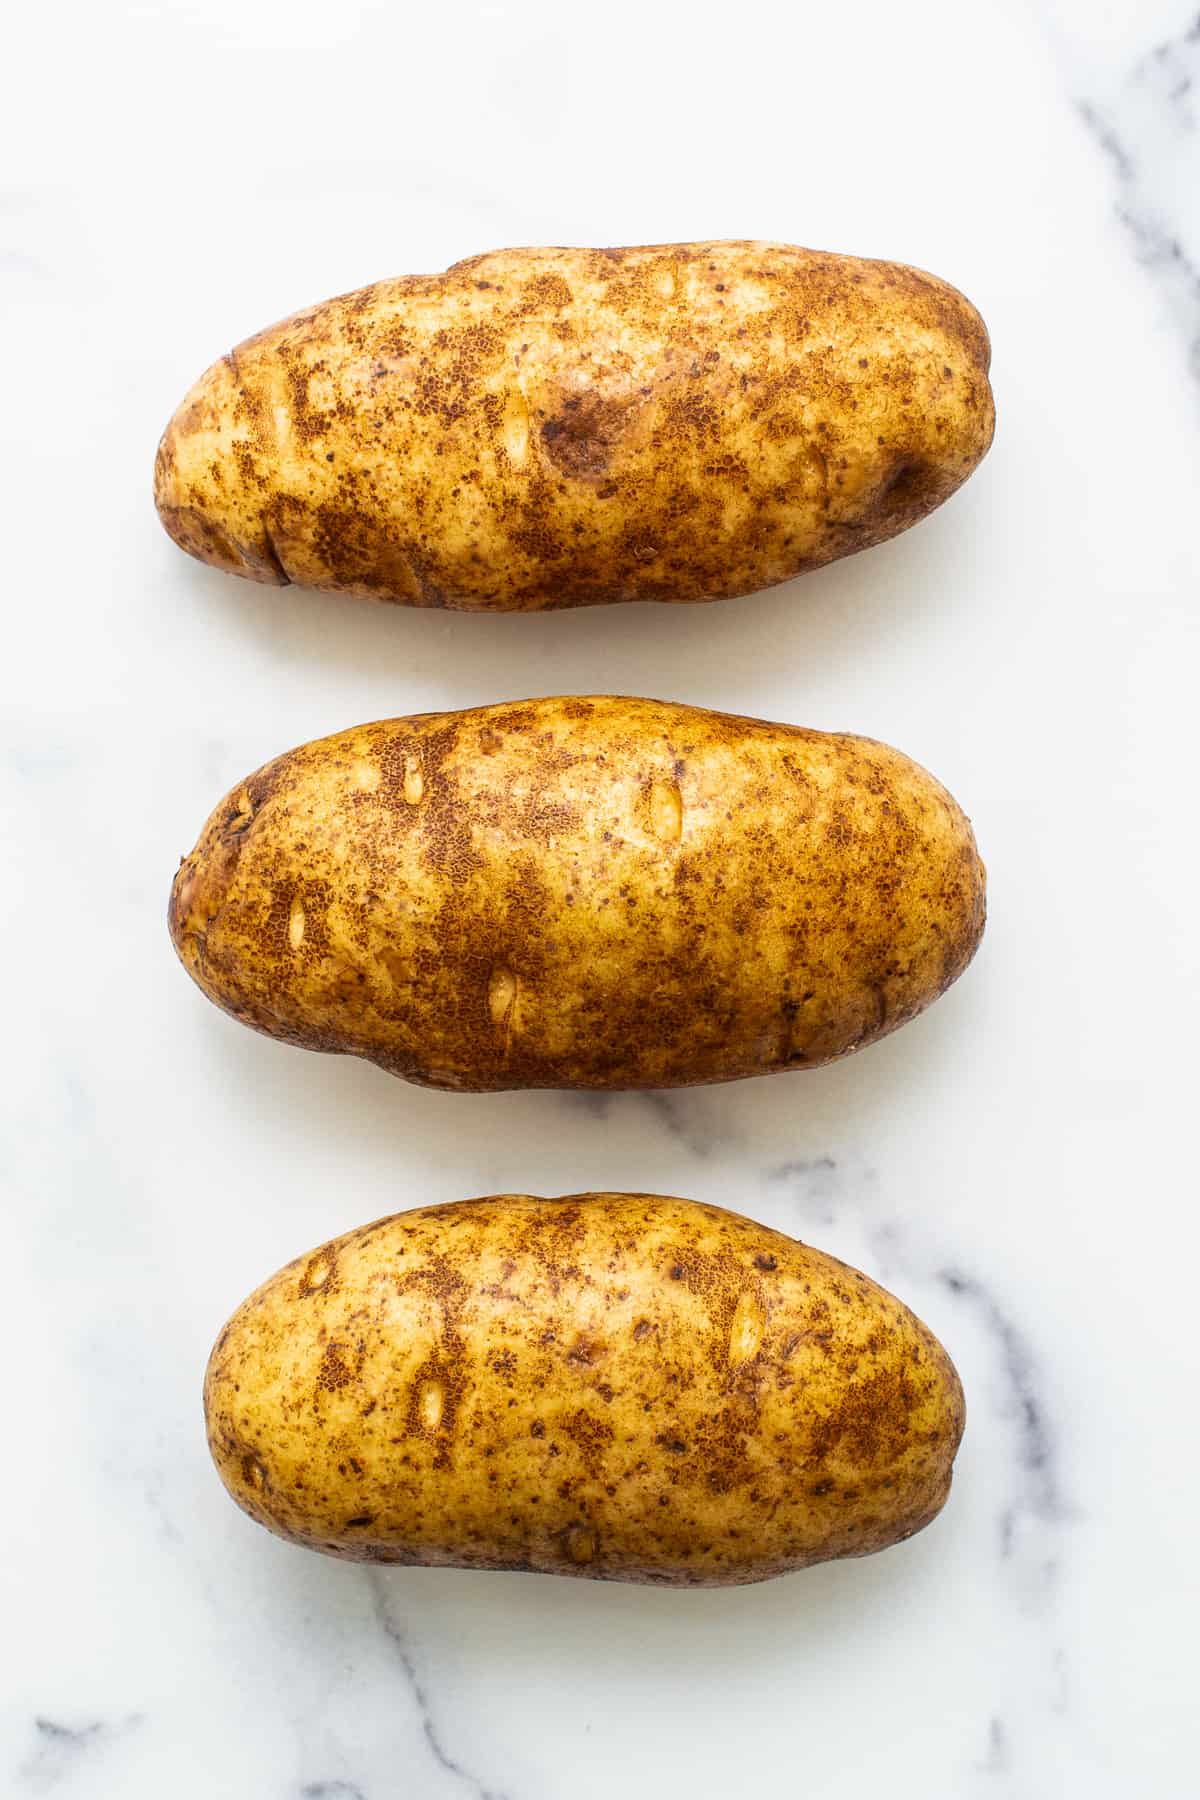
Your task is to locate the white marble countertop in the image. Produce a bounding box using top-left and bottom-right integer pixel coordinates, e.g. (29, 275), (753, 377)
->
(5, 0), (1199, 1794)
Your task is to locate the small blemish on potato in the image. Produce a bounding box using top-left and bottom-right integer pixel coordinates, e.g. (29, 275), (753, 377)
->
(354, 761), (381, 792)
(223, 788), (255, 838)
(565, 1524), (596, 1564)
(299, 1249), (336, 1296)
(288, 895), (306, 951)
(179, 929), (206, 973)
(648, 779), (683, 843)
(242, 1453), (268, 1492)
(418, 1379), (444, 1432)
(402, 755), (424, 805)
(503, 398), (530, 467)
(728, 1292), (765, 1365)
(488, 964), (518, 1027)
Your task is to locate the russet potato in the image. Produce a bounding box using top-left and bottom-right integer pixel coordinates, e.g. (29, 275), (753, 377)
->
(155, 241), (993, 610)
(168, 696), (985, 1091)
(205, 1193), (965, 1585)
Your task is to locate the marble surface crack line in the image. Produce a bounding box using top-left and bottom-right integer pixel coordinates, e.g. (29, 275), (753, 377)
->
(19, 1714), (143, 1795)
(978, 1715), (1009, 1774)
(936, 1266), (1067, 1531)
(365, 1571), (513, 1800)
(1076, 99), (1134, 177)
(639, 1089), (724, 1158)
(1072, 12), (1200, 377)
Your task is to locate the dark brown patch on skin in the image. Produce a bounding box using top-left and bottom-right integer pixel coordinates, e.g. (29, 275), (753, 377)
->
(805, 1365), (924, 1468)
(153, 241), (994, 611)
(519, 272), (574, 311)
(202, 1193), (965, 1585)
(308, 505), (427, 601)
(167, 696), (986, 1092)
(559, 1407), (616, 1476)
(540, 392), (634, 479)
(317, 1342), (356, 1392)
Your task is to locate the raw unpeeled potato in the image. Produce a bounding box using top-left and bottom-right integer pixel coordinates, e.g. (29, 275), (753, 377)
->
(155, 241), (993, 609)
(169, 696), (986, 1090)
(205, 1193), (965, 1585)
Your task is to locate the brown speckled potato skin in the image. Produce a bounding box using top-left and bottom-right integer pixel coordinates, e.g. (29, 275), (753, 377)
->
(204, 1194), (965, 1585)
(169, 696), (985, 1090)
(154, 242), (994, 610)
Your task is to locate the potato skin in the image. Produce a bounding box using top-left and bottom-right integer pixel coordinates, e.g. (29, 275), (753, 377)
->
(154, 241), (993, 610)
(169, 696), (985, 1090)
(204, 1194), (965, 1585)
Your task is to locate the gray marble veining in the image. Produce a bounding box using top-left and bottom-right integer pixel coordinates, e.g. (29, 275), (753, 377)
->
(1069, 12), (1200, 372)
